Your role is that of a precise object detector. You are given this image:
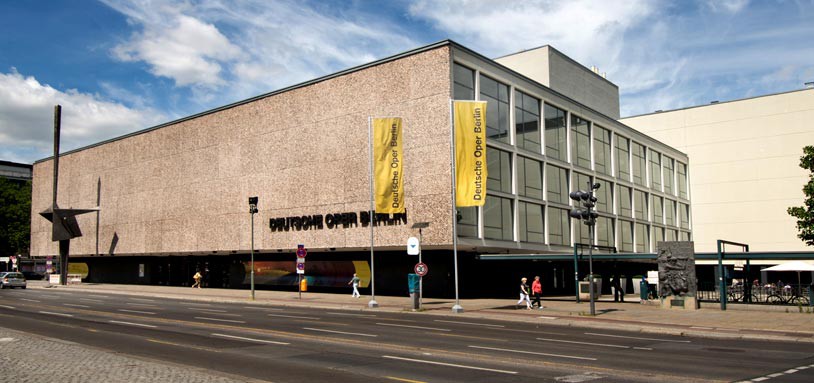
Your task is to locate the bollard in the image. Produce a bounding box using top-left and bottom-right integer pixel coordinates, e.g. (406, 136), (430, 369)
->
(639, 278), (648, 304)
(300, 277), (308, 292)
(408, 273), (419, 310)
(809, 283), (813, 307)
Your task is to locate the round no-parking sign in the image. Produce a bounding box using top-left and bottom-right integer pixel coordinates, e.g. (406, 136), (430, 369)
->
(414, 262), (428, 277)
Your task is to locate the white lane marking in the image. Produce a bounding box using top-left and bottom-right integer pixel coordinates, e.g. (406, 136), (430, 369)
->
(110, 320), (157, 328)
(126, 303), (159, 308)
(797, 366), (810, 370)
(469, 345), (596, 361)
(751, 377), (768, 381)
(39, 311), (73, 317)
(211, 333), (289, 345)
(38, 294), (60, 298)
(767, 373), (783, 377)
(194, 317), (246, 324)
(188, 308), (228, 313)
(537, 337), (628, 349)
(268, 313), (320, 320)
(784, 369), (798, 374)
(0, 304), (15, 309)
(79, 298), (103, 303)
(327, 312), (377, 318)
(63, 303), (91, 308)
(180, 302), (212, 307)
(633, 347), (653, 350)
(21, 298), (41, 303)
(128, 298), (156, 302)
(434, 320), (504, 328)
(86, 295), (110, 298)
(383, 355), (516, 375)
(303, 327), (378, 337)
(377, 318), (416, 323)
(376, 323), (451, 332)
(537, 316), (557, 320)
(690, 326), (714, 330)
(118, 309), (156, 315)
(584, 332), (691, 343)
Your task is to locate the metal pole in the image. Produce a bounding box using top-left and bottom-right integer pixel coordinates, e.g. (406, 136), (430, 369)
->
(717, 240), (726, 310)
(574, 245), (580, 303)
(419, 228), (423, 310)
(450, 100), (463, 313)
(588, 224), (596, 316)
(52, 105), (61, 209)
(367, 117), (378, 308)
(250, 211), (255, 300)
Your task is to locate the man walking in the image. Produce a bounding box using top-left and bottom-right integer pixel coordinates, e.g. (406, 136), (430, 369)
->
(531, 276), (543, 309)
(348, 273), (361, 298)
(191, 270), (202, 289)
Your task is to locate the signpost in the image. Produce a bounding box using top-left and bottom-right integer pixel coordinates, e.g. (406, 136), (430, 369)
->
(414, 262), (428, 277)
(296, 244), (307, 300)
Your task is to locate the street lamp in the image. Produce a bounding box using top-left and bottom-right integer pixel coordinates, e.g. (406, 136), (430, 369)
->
(249, 196), (259, 300)
(411, 222), (430, 310)
(569, 182), (600, 316)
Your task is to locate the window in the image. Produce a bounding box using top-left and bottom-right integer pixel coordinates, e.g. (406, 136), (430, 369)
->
(544, 104), (567, 161)
(572, 172), (592, 198)
(620, 220), (634, 252)
(665, 229), (678, 242)
(664, 199), (676, 226)
(652, 195), (663, 224)
(453, 63), (475, 100)
(487, 147), (511, 193)
(479, 75), (510, 143)
(484, 196), (512, 241)
(634, 190), (647, 220)
(548, 207), (571, 245)
(663, 157), (674, 195)
(519, 202), (544, 243)
(517, 157), (543, 199)
(649, 150), (662, 191)
(457, 207), (478, 238)
(679, 203), (690, 229)
(615, 135), (630, 181)
(597, 216), (614, 248)
(653, 226), (665, 244)
(635, 223), (649, 253)
(515, 91), (540, 153)
(677, 162), (688, 199)
(617, 185), (632, 217)
(574, 216), (591, 246)
(680, 231), (691, 241)
(594, 178), (612, 213)
(571, 114), (591, 169)
(546, 164), (569, 204)
(631, 142), (646, 186)
(594, 126), (612, 176)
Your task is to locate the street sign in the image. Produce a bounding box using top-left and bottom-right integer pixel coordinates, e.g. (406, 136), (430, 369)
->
(296, 262), (305, 274)
(296, 244), (307, 258)
(414, 262), (428, 277)
(407, 237), (419, 255)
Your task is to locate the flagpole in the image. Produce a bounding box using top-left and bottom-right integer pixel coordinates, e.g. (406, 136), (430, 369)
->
(367, 116), (378, 308)
(450, 99), (463, 313)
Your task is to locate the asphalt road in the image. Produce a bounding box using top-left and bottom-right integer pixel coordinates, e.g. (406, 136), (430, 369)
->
(1, 288), (813, 382)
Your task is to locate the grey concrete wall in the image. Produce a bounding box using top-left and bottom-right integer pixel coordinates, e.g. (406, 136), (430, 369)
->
(31, 46), (454, 257)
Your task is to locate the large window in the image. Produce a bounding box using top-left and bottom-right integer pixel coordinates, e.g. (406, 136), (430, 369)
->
(544, 104), (567, 161)
(594, 178), (612, 213)
(677, 162), (688, 199)
(484, 196), (513, 241)
(679, 203), (690, 229)
(519, 202), (544, 243)
(574, 216), (590, 246)
(572, 172), (592, 198)
(515, 91), (540, 153)
(653, 226), (664, 245)
(479, 75), (510, 143)
(487, 147), (511, 193)
(652, 195), (663, 224)
(617, 185), (632, 217)
(634, 189), (647, 220)
(594, 126), (612, 176)
(665, 229), (678, 242)
(546, 164), (569, 204)
(631, 142), (646, 186)
(649, 150), (662, 191)
(664, 199), (676, 226)
(517, 157), (543, 199)
(680, 231), (691, 241)
(597, 216), (614, 248)
(453, 63), (475, 100)
(548, 207), (571, 245)
(619, 220), (634, 252)
(457, 207), (478, 238)
(663, 157), (675, 195)
(571, 115), (591, 169)
(635, 223), (649, 253)
(615, 135), (630, 181)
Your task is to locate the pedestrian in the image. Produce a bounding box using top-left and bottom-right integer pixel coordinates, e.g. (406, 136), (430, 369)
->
(191, 270), (202, 289)
(348, 273), (361, 298)
(531, 276), (543, 309)
(611, 274), (625, 302)
(517, 277), (532, 310)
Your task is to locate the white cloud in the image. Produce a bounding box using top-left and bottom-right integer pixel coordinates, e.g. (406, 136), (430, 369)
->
(704, 0), (750, 14)
(0, 69), (165, 163)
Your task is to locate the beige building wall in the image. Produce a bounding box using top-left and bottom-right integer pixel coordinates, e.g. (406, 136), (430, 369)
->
(31, 46), (454, 257)
(621, 89), (814, 252)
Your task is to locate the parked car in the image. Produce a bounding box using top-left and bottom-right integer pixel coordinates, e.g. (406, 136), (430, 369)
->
(0, 272), (26, 289)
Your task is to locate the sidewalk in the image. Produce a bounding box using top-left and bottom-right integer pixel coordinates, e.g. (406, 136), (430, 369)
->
(31, 282), (814, 343)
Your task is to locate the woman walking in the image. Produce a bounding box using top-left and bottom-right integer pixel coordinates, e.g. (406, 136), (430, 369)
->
(517, 277), (532, 310)
(531, 276), (543, 309)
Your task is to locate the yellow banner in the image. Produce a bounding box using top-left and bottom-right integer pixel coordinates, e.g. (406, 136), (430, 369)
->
(454, 101), (487, 206)
(373, 117), (405, 213)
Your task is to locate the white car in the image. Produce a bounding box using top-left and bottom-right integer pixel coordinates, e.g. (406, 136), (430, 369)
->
(0, 272), (26, 289)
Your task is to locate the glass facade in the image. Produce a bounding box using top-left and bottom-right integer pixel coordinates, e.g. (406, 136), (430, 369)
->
(450, 60), (690, 251)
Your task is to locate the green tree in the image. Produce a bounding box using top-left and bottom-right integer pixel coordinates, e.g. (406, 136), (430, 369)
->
(0, 178), (31, 256)
(788, 146), (814, 246)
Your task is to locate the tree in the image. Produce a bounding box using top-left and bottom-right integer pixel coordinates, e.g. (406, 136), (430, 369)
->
(787, 146), (814, 246)
(0, 178), (31, 257)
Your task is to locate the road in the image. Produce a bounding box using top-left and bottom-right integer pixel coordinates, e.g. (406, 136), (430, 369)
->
(1, 288), (813, 382)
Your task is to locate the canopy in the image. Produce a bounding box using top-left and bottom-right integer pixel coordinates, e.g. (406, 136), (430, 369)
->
(762, 261), (814, 272)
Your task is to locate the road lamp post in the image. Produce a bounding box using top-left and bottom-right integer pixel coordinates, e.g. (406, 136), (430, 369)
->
(249, 196), (258, 301)
(411, 222), (430, 310)
(570, 182), (600, 316)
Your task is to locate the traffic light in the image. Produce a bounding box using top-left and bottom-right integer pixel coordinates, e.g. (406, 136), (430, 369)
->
(569, 183), (600, 226)
(248, 196), (259, 214)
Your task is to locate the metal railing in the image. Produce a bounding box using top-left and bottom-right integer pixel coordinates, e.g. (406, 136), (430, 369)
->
(698, 282), (811, 306)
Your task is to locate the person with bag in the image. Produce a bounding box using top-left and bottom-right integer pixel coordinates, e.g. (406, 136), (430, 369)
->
(531, 275), (543, 309)
(191, 271), (202, 289)
(348, 273), (361, 298)
(516, 277), (532, 310)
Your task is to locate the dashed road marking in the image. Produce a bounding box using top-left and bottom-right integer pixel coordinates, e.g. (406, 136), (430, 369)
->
(377, 323), (451, 332)
(382, 355), (516, 375)
(118, 309), (156, 315)
(537, 337), (627, 348)
(39, 311), (73, 317)
(109, 320), (157, 328)
(63, 303), (91, 308)
(434, 320), (504, 328)
(194, 316), (245, 324)
(268, 313), (320, 320)
(303, 327), (377, 337)
(21, 298), (41, 303)
(212, 333), (289, 345)
(584, 332), (691, 343)
(469, 345), (596, 361)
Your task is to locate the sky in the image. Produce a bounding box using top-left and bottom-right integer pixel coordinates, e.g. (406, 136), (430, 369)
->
(1, 0), (813, 164)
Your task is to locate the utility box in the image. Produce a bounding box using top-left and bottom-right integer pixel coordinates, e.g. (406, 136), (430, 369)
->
(408, 273), (419, 310)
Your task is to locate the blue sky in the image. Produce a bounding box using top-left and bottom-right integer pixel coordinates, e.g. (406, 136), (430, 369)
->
(1, 0), (813, 164)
